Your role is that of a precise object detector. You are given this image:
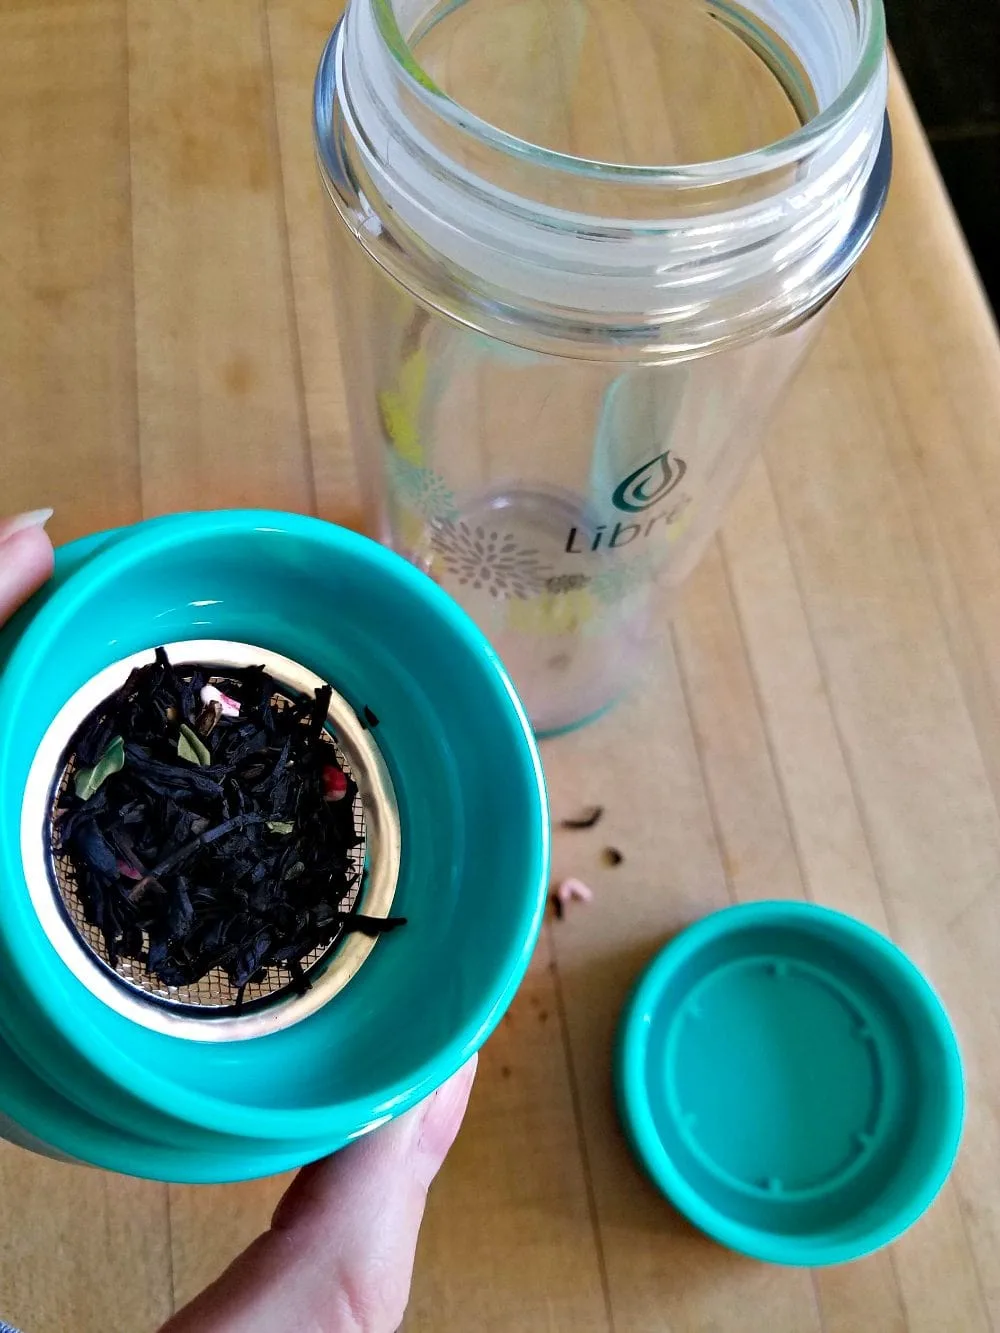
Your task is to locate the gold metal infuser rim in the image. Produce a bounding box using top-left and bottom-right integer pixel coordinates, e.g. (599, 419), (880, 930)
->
(19, 640), (401, 1043)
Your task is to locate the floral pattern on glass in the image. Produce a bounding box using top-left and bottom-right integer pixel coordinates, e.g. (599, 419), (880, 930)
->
(431, 520), (551, 599)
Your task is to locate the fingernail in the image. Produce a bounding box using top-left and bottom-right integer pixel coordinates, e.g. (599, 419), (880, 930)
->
(0, 509), (54, 547)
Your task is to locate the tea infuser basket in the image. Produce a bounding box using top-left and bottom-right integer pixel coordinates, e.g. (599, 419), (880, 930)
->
(0, 511), (549, 1182)
(24, 640), (401, 1042)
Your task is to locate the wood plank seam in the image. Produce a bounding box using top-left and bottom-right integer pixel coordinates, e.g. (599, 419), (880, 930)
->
(669, 614), (741, 911)
(758, 438), (987, 1333)
(841, 284), (997, 1331)
(165, 1186), (178, 1322)
(852, 275), (1000, 835)
(715, 529), (815, 907)
(674, 535), (902, 1333)
(715, 514), (913, 1331)
(546, 921), (618, 1333)
(123, 0), (146, 525)
(260, 0), (317, 517)
(714, 532), (864, 1333)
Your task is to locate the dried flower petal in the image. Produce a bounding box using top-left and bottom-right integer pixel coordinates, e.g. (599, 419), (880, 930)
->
(74, 736), (125, 802)
(555, 877), (594, 910)
(266, 820), (295, 835)
(195, 700), (223, 738)
(200, 683), (241, 718)
(323, 765), (349, 802)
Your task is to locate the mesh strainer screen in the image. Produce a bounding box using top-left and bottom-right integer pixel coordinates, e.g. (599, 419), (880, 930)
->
(47, 680), (368, 1013)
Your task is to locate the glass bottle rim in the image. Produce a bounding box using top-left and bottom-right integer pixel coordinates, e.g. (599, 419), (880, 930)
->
(371, 0), (887, 184)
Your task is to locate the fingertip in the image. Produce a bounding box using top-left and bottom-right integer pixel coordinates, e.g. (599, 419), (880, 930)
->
(0, 508), (53, 546)
(0, 526), (55, 622)
(21, 523), (55, 576)
(272, 1057), (479, 1233)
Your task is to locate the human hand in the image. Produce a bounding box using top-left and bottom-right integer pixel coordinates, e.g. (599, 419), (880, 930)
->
(0, 510), (54, 623)
(162, 1058), (477, 1333)
(0, 510), (476, 1333)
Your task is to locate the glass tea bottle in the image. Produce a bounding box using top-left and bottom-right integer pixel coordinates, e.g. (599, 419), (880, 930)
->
(315, 0), (890, 733)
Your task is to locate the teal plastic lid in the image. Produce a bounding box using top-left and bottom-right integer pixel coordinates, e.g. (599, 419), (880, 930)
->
(615, 901), (964, 1266)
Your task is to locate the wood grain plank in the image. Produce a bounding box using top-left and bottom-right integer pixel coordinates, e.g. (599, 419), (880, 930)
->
(760, 252), (994, 1333)
(843, 79), (1000, 1323)
(0, 1151), (172, 1333)
(128, 0), (313, 517)
(855, 83), (1000, 829)
(0, 0), (141, 542)
(542, 637), (823, 1333)
(672, 535), (808, 907)
(675, 500), (908, 1332)
(406, 935), (611, 1333)
(0, 8), (168, 1330)
(711, 457), (914, 1331)
(265, 0), (363, 529)
(717, 457), (900, 930)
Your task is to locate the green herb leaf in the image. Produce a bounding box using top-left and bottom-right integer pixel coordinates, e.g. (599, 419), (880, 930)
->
(74, 736), (126, 801)
(178, 723), (211, 767)
(266, 820), (295, 835)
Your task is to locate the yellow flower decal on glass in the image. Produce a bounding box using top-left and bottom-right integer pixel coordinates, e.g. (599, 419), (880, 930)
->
(395, 504), (430, 555)
(378, 349), (428, 465)
(506, 589), (598, 635)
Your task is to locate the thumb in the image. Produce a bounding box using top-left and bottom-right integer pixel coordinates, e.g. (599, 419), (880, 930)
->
(162, 1056), (477, 1333)
(0, 512), (54, 624)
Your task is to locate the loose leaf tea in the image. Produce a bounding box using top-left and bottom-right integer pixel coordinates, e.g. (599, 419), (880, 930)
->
(54, 648), (404, 1002)
(560, 805), (604, 830)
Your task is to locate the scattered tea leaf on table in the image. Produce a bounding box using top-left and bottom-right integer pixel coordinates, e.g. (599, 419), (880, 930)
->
(560, 805), (603, 830)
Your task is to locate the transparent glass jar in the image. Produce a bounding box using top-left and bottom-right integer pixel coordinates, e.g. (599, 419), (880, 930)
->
(314, 0), (890, 734)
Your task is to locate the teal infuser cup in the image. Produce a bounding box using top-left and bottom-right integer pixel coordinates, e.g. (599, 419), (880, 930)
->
(0, 511), (549, 1182)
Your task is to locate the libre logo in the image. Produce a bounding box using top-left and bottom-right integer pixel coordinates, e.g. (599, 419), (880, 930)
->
(612, 451), (687, 513)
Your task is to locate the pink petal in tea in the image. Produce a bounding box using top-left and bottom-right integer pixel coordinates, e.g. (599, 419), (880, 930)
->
(556, 877), (594, 909)
(200, 683), (241, 718)
(323, 765), (349, 801)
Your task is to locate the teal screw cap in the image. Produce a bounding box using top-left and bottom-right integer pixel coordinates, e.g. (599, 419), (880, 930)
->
(615, 901), (964, 1265)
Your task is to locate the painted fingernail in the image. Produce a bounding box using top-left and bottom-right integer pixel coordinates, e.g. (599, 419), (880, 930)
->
(0, 509), (54, 546)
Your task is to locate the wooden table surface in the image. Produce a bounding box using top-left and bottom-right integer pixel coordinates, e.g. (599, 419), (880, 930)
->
(4, 4), (1000, 1331)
